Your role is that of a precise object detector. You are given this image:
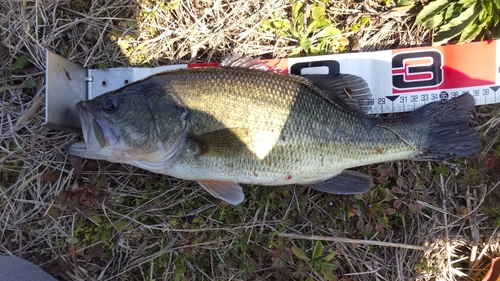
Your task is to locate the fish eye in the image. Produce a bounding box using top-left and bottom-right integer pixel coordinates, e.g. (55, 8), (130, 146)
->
(102, 96), (117, 112)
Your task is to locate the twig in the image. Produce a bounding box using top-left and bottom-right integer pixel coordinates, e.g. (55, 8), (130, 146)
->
(0, 84), (25, 92)
(278, 233), (431, 251)
(467, 185), (479, 267)
(471, 226), (499, 270)
(440, 174), (453, 280)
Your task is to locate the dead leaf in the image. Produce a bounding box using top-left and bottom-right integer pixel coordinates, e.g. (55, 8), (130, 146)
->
(67, 196), (80, 210)
(377, 175), (389, 185)
(363, 223), (373, 234)
(53, 190), (72, 204)
(421, 194), (434, 203)
(47, 259), (72, 275)
(89, 185), (99, 195)
(70, 155), (83, 179)
(86, 245), (104, 258)
(414, 203), (422, 213)
(390, 186), (402, 194)
(393, 199), (403, 209)
(95, 193), (109, 204)
(356, 220), (364, 231)
(86, 196), (99, 206)
(21, 66), (42, 75)
(41, 170), (58, 183)
(385, 208), (396, 215)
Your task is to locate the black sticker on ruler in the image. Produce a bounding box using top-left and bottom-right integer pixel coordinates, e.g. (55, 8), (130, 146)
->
(386, 96), (398, 102)
(490, 86), (500, 93)
(290, 60), (340, 75)
(439, 91), (449, 100)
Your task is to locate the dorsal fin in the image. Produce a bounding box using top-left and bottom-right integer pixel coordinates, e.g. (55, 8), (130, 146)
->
(304, 74), (373, 113)
(220, 54), (277, 72)
(220, 55), (372, 113)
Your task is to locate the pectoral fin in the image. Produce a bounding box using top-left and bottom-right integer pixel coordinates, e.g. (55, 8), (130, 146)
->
(188, 128), (249, 157)
(189, 128), (278, 159)
(198, 180), (245, 205)
(305, 170), (373, 194)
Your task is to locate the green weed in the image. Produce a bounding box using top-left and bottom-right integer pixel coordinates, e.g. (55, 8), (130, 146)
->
(260, 0), (349, 56)
(291, 241), (338, 281)
(416, 0), (500, 45)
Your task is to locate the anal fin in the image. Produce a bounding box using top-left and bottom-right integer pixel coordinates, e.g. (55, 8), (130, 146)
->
(198, 180), (245, 205)
(305, 170), (373, 194)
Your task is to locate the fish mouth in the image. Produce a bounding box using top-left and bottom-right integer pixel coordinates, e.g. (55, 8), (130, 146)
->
(76, 102), (119, 151)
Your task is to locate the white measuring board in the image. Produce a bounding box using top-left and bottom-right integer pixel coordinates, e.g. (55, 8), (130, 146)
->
(44, 40), (500, 131)
(86, 40), (500, 114)
(257, 40), (500, 114)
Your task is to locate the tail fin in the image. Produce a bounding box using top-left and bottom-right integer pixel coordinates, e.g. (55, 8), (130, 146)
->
(410, 93), (480, 161)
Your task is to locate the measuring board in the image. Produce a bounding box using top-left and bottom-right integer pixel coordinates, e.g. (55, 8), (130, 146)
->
(44, 40), (500, 132)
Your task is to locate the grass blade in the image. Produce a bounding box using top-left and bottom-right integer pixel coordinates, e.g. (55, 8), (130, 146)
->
(457, 0), (477, 6)
(415, 0), (450, 25)
(458, 19), (481, 43)
(432, 3), (480, 45)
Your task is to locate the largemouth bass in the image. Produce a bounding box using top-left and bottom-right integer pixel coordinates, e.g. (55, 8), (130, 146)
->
(68, 56), (480, 205)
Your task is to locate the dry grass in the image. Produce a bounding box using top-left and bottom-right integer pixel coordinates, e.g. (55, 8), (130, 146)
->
(1, 0), (500, 280)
